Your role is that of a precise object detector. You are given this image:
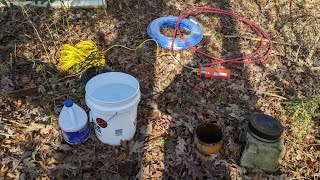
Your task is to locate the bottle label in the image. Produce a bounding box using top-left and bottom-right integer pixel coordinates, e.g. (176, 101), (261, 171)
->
(62, 122), (90, 144)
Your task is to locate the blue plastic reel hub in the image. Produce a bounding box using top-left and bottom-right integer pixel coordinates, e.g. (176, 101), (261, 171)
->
(147, 16), (203, 50)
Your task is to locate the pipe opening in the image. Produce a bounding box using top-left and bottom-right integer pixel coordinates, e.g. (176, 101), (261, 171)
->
(195, 123), (223, 144)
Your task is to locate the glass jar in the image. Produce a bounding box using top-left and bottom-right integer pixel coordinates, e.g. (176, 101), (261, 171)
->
(239, 114), (285, 172)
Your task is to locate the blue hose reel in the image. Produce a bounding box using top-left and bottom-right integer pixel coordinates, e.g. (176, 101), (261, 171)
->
(147, 16), (203, 50)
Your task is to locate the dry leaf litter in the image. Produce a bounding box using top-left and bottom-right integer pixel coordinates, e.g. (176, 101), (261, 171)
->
(0, 0), (319, 179)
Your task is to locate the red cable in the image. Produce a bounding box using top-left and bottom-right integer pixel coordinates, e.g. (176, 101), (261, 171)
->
(170, 7), (273, 67)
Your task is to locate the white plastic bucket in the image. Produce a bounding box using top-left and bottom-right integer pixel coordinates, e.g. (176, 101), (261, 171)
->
(85, 72), (140, 145)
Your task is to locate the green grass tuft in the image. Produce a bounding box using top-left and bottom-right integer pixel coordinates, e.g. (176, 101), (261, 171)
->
(284, 97), (320, 142)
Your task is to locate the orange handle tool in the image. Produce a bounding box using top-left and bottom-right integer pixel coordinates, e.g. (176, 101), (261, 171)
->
(197, 67), (231, 80)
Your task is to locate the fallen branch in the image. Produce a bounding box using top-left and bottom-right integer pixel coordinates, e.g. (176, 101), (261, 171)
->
(6, 86), (49, 98)
(248, 88), (288, 100)
(1, 118), (28, 128)
(6, 73), (81, 97)
(256, 91), (288, 100)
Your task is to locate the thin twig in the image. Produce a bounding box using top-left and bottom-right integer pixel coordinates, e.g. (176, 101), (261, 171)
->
(289, 0), (292, 29)
(0, 132), (16, 137)
(306, 30), (320, 64)
(295, 45), (301, 62)
(256, 91), (288, 100)
(1, 118), (28, 128)
(21, 7), (51, 62)
(305, 143), (320, 146)
(41, 72), (56, 110)
(9, 51), (18, 90)
(103, 3), (108, 19)
(6, 72), (82, 97)
(13, 44), (18, 88)
(44, 22), (59, 52)
(276, 14), (306, 30)
(12, 151), (32, 171)
(6, 86), (46, 97)
(311, 67), (320, 71)
(248, 88), (287, 100)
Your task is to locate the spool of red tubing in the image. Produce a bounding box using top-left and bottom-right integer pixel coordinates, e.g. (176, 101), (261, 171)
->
(170, 7), (273, 67)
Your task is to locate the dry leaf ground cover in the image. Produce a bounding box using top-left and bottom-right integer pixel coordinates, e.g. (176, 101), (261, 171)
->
(0, 0), (319, 179)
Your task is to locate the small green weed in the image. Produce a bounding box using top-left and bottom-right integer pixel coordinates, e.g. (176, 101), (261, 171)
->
(159, 139), (174, 148)
(284, 97), (320, 142)
(197, 97), (206, 111)
(200, 19), (206, 25)
(51, 74), (59, 90)
(183, 92), (196, 104)
(297, 0), (306, 4)
(77, 84), (85, 94)
(159, 78), (173, 91)
(45, 117), (52, 125)
(0, 0), (8, 5)
(43, 108), (51, 116)
(35, 64), (46, 73)
(214, 32), (223, 42)
(182, 92), (207, 110)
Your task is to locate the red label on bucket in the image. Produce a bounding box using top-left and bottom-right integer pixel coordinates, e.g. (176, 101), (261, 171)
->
(96, 118), (107, 128)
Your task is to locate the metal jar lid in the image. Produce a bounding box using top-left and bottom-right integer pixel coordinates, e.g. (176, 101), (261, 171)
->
(248, 114), (284, 142)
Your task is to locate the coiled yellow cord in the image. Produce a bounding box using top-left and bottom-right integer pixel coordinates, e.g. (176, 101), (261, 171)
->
(59, 41), (105, 71)
(58, 39), (173, 71)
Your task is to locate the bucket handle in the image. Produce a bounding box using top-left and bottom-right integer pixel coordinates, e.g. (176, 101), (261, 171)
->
(107, 112), (117, 123)
(89, 111), (117, 124)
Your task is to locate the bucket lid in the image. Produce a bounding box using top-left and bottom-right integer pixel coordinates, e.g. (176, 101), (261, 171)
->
(248, 114), (284, 142)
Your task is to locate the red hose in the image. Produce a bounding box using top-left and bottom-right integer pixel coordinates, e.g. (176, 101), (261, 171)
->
(170, 7), (273, 67)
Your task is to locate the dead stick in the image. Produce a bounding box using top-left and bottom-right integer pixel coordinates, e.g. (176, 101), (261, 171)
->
(0, 132), (16, 137)
(21, 7), (51, 63)
(306, 30), (320, 64)
(256, 91), (288, 100)
(295, 45), (301, 62)
(6, 72), (82, 97)
(1, 118), (28, 128)
(6, 86), (45, 97)
(41, 72), (57, 109)
(248, 88), (287, 100)
(311, 67), (320, 71)
(9, 52), (18, 90)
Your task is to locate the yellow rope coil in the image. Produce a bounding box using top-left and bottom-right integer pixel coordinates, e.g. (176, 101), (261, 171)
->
(58, 39), (176, 72)
(59, 41), (105, 71)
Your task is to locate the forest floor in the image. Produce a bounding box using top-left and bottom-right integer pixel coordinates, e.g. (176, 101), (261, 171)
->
(0, 0), (319, 179)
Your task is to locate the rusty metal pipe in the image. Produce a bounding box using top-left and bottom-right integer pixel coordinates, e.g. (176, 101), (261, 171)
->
(194, 123), (223, 155)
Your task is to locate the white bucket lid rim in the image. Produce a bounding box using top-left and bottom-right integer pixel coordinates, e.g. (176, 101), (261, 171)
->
(85, 72), (140, 104)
